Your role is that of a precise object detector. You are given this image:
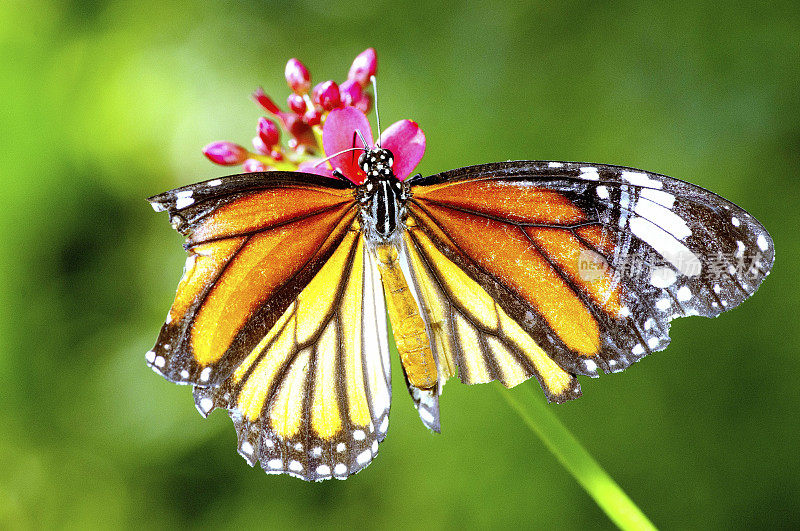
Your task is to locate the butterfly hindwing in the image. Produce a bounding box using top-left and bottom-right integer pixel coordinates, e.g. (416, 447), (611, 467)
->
(406, 161), (773, 398)
(192, 229), (392, 480)
(401, 223), (582, 402)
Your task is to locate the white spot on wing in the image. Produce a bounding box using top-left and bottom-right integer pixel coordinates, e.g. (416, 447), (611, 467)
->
(596, 185), (609, 199)
(651, 267), (677, 288)
(632, 344), (645, 355)
(240, 441), (253, 455)
(336, 442), (346, 452)
(200, 367), (211, 382)
(356, 449), (371, 465)
(316, 464), (331, 476)
(621, 170), (663, 189)
(580, 166), (599, 180)
(757, 234), (769, 251)
(175, 195), (195, 209)
(145, 350), (156, 363)
(334, 463), (347, 475)
(656, 298), (671, 311)
(640, 188), (675, 208)
(648, 337), (659, 349)
(353, 430), (365, 441)
(267, 459), (283, 470)
(735, 241), (745, 259)
(634, 199), (691, 240)
(207, 179), (222, 187)
(548, 162), (563, 168)
(731, 216), (740, 227)
(199, 397), (213, 413)
(677, 286), (692, 302)
(288, 460), (303, 472)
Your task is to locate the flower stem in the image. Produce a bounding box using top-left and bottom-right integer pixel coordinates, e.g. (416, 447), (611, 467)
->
(499, 385), (656, 531)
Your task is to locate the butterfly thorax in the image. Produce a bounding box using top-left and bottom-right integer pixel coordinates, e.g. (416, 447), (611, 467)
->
(356, 148), (408, 244)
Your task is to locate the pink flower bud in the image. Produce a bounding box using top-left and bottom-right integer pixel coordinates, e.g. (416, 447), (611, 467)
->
(252, 87), (281, 114)
(287, 93), (306, 115)
(252, 135), (269, 155)
(270, 149), (284, 161)
(304, 108), (322, 126)
(312, 80), (341, 111)
(339, 79), (363, 107)
(257, 117), (280, 148)
(203, 141), (248, 165)
(348, 48), (377, 87)
(282, 113), (316, 148)
(285, 58), (311, 94)
(243, 158), (270, 172)
(354, 92), (372, 114)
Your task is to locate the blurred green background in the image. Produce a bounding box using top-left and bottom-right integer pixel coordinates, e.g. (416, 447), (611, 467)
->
(3, 0), (798, 528)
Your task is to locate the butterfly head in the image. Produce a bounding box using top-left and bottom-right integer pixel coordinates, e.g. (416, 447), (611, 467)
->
(358, 148), (395, 180)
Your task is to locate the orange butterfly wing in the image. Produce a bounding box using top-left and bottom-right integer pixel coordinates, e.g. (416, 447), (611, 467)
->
(147, 173), (357, 386)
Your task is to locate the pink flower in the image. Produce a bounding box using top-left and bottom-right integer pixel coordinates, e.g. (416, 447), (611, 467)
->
(312, 80), (342, 111)
(348, 48), (377, 87)
(257, 117), (280, 148)
(203, 48), (421, 178)
(317, 107), (425, 185)
(287, 93), (306, 115)
(285, 58), (311, 95)
(203, 141), (248, 165)
(252, 87), (281, 114)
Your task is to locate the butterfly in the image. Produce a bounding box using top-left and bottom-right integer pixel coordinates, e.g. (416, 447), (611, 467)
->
(147, 140), (773, 481)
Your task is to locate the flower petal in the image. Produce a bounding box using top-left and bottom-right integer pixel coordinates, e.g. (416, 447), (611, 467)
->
(323, 107), (373, 184)
(298, 159), (335, 178)
(379, 120), (425, 180)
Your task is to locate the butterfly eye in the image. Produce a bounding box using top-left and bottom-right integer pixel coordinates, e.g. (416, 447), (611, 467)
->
(358, 152), (367, 170)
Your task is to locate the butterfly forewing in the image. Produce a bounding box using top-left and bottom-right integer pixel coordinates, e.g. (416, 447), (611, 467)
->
(407, 161), (773, 396)
(146, 173), (356, 385)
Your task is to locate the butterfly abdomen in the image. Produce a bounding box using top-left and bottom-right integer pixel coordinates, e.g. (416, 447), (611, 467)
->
(375, 244), (437, 390)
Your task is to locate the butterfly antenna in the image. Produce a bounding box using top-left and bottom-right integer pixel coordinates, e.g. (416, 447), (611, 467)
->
(355, 129), (370, 149)
(371, 75), (382, 147)
(312, 147), (367, 167)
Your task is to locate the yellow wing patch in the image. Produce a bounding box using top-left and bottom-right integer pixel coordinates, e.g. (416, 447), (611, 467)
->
(403, 226), (579, 401)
